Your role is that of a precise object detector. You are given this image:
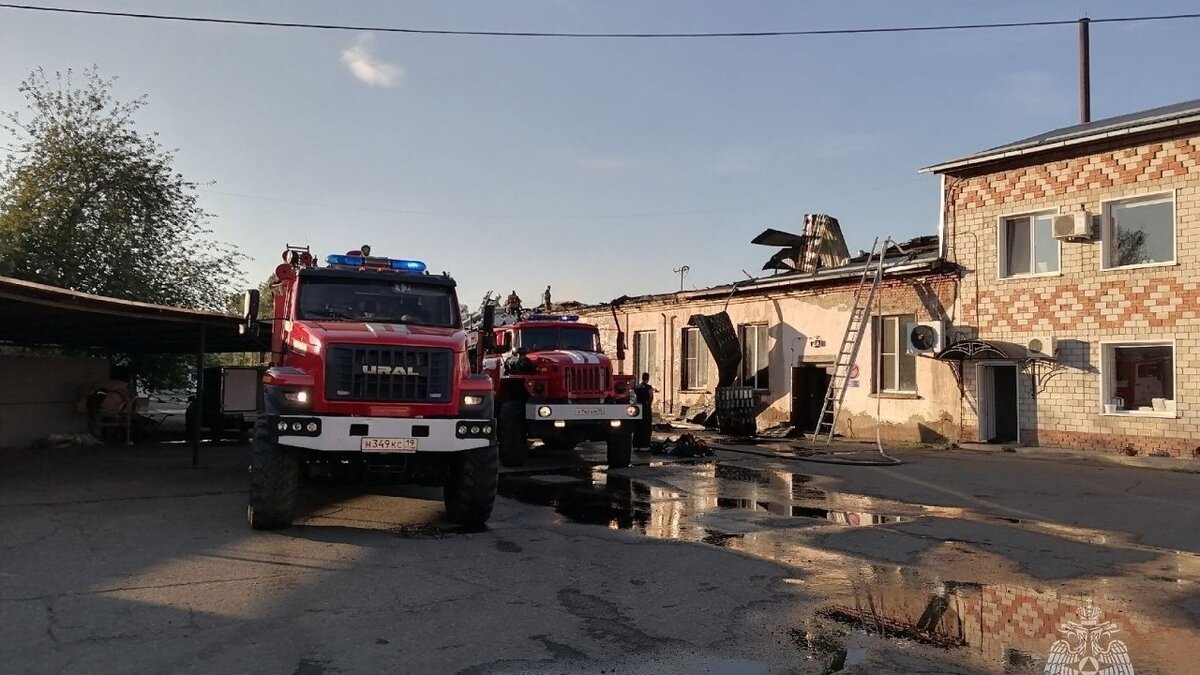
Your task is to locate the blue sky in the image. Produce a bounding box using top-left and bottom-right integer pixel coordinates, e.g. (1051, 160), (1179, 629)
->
(3, 1), (1200, 308)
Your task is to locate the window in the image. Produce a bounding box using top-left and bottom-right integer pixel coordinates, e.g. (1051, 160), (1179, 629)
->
(633, 331), (657, 382)
(873, 315), (916, 393)
(1000, 212), (1059, 277)
(297, 277), (458, 327)
(681, 327), (711, 390)
(739, 324), (770, 390)
(1102, 343), (1175, 415)
(1104, 194), (1175, 268)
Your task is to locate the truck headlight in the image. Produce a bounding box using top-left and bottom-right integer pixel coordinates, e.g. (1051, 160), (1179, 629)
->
(283, 389), (311, 404)
(626, 406), (639, 417)
(537, 405), (552, 418)
(463, 394), (485, 407)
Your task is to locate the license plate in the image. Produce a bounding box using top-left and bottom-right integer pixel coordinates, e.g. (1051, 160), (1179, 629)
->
(360, 437), (417, 452)
(574, 407), (604, 416)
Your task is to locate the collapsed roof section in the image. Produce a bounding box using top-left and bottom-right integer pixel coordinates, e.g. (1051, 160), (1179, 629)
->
(754, 213), (851, 274)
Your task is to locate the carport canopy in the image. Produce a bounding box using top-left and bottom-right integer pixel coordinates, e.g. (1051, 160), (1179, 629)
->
(0, 275), (266, 354)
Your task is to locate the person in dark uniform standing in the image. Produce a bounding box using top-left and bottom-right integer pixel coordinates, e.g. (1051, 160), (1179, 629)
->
(633, 372), (655, 449)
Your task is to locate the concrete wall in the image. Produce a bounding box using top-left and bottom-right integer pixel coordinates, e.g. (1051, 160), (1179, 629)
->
(0, 355), (110, 449)
(945, 130), (1200, 456)
(578, 272), (962, 443)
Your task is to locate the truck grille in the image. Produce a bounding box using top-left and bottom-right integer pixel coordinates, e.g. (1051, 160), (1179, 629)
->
(564, 366), (608, 394)
(325, 345), (452, 403)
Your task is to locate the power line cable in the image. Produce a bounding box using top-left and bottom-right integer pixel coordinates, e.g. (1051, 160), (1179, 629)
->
(1, 4), (1199, 38)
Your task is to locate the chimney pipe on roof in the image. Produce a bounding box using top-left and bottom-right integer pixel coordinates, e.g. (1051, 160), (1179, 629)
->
(1079, 17), (1091, 124)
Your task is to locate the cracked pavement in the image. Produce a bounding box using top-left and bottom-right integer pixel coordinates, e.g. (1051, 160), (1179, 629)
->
(0, 441), (1197, 674)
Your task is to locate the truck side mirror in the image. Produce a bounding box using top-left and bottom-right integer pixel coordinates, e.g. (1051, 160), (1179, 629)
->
(243, 289), (260, 323)
(481, 304), (497, 353)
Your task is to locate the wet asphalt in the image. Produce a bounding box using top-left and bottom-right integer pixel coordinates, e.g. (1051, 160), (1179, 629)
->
(0, 437), (1197, 674)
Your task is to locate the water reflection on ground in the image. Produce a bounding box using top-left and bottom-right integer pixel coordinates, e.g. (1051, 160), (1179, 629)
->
(498, 460), (1200, 674)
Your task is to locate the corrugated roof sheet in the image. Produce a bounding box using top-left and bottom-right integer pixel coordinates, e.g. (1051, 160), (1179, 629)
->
(923, 98), (1200, 173)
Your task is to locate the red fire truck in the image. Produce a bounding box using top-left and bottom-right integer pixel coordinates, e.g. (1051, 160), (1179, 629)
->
(243, 246), (498, 530)
(473, 312), (639, 469)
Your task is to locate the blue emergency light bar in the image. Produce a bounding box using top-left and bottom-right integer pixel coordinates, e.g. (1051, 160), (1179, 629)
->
(326, 254), (364, 267)
(527, 314), (579, 322)
(390, 259), (427, 272)
(324, 254), (427, 273)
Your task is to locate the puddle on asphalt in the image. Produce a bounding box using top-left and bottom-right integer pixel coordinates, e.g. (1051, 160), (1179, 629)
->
(498, 462), (916, 543)
(498, 460), (1200, 674)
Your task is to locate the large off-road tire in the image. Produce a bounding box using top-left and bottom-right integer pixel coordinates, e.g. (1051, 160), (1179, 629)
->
(247, 418), (300, 530)
(443, 444), (499, 529)
(498, 400), (529, 468)
(606, 425), (633, 469)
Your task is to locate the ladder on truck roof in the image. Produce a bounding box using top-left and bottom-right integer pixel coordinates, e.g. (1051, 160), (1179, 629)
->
(813, 237), (885, 444)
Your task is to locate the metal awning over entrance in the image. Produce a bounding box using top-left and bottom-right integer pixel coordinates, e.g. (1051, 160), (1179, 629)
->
(935, 338), (1041, 362)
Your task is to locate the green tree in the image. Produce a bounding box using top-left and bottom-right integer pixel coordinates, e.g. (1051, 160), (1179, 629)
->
(0, 67), (243, 309)
(0, 68), (246, 388)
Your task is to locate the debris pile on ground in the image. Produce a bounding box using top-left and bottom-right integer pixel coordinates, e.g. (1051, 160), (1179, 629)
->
(41, 433), (103, 448)
(757, 423), (797, 439)
(646, 433), (714, 458)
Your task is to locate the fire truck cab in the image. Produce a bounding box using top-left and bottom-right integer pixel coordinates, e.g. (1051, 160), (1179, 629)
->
(475, 313), (639, 469)
(244, 246), (498, 530)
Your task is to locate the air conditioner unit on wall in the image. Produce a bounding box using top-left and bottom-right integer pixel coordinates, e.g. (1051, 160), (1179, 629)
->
(1026, 335), (1057, 359)
(905, 321), (945, 355)
(1052, 211), (1092, 240)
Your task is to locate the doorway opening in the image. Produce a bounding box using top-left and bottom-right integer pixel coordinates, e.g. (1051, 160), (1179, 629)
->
(977, 363), (1019, 443)
(791, 364), (831, 434)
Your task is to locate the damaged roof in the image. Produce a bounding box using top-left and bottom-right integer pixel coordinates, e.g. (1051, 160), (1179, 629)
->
(603, 232), (946, 310)
(753, 213), (850, 273)
(922, 97), (1200, 174)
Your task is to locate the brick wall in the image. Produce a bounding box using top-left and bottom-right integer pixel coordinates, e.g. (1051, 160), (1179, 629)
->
(578, 271), (964, 443)
(945, 130), (1200, 456)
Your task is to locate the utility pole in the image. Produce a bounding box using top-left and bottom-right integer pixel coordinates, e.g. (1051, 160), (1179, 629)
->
(1079, 17), (1091, 123)
(672, 265), (689, 292)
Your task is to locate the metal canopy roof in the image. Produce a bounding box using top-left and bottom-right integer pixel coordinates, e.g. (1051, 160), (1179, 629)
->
(936, 338), (1048, 362)
(0, 275), (267, 354)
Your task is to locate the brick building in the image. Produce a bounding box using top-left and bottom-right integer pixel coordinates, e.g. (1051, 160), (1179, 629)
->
(576, 233), (964, 443)
(926, 99), (1200, 456)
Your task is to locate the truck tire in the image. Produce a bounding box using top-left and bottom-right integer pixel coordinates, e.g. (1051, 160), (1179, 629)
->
(443, 443), (499, 529)
(247, 418), (299, 530)
(606, 426), (633, 469)
(498, 400), (528, 467)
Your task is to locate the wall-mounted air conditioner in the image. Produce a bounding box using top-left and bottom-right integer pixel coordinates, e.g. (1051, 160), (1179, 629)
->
(905, 320), (946, 355)
(1052, 211), (1092, 240)
(1026, 335), (1057, 359)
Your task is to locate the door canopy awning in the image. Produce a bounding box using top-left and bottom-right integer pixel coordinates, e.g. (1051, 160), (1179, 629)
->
(935, 338), (1048, 362)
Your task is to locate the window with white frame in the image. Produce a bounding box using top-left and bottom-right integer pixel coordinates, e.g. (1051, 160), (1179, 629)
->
(633, 330), (657, 382)
(1104, 193), (1175, 268)
(1102, 343), (1175, 414)
(873, 315), (917, 393)
(739, 324), (770, 390)
(681, 327), (711, 390)
(1000, 212), (1059, 277)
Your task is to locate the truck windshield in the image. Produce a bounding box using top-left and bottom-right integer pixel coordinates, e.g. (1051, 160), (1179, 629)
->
(296, 277), (458, 328)
(519, 327), (600, 352)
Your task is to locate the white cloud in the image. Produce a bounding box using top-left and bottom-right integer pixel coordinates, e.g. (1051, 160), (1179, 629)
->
(341, 34), (404, 88)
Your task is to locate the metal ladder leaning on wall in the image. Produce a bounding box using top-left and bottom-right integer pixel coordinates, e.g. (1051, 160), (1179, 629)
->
(813, 237), (885, 443)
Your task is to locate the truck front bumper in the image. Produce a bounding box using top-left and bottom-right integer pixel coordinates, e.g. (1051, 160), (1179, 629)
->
(270, 415), (495, 453)
(525, 403), (641, 422)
